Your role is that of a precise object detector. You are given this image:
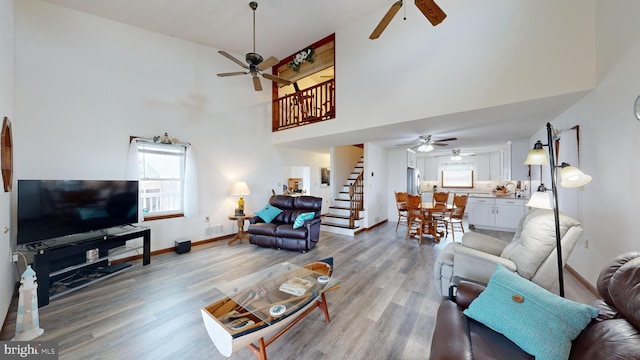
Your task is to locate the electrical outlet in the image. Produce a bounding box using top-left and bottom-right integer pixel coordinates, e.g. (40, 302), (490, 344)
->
(205, 216), (210, 223)
(11, 253), (18, 262)
(583, 238), (589, 249)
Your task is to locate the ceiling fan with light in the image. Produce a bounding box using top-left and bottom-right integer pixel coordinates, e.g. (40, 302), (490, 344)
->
(446, 149), (476, 160)
(216, 2), (292, 91)
(370, 0), (447, 40)
(398, 134), (457, 152)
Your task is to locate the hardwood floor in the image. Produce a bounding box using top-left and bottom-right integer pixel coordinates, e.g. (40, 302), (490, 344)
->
(1, 222), (597, 360)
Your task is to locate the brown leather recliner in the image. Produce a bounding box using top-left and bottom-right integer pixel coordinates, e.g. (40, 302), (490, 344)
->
(429, 252), (640, 359)
(248, 195), (322, 252)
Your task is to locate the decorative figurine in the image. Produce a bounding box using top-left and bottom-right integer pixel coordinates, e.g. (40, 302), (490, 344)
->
(161, 132), (171, 144)
(12, 265), (44, 341)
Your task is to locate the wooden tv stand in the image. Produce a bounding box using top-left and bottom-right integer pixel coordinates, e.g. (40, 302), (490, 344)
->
(19, 226), (151, 307)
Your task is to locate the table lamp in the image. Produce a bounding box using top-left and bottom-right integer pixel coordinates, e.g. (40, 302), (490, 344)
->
(230, 182), (250, 216)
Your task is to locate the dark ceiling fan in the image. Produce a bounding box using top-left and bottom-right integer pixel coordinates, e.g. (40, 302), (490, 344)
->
(216, 2), (292, 91)
(370, 0), (447, 40)
(398, 134), (457, 152)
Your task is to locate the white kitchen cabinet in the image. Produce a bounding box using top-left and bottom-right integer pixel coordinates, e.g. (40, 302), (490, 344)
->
(474, 151), (502, 181)
(416, 157), (426, 178)
(510, 138), (531, 181)
(489, 151), (502, 181)
(467, 198), (495, 228)
(423, 157), (439, 181)
(502, 138), (531, 181)
(407, 150), (417, 169)
(494, 198), (526, 229)
(475, 153), (490, 181)
(467, 197), (526, 231)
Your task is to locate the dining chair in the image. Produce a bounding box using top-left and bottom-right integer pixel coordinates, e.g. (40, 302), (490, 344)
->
(394, 191), (408, 232)
(444, 193), (469, 241)
(433, 191), (450, 205)
(432, 191), (450, 235)
(405, 194), (426, 244)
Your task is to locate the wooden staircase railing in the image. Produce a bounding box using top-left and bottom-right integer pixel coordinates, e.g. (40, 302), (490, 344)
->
(272, 79), (335, 132)
(348, 171), (364, 228)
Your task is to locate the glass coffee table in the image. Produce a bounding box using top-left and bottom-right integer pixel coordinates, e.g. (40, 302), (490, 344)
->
(201, 258), (339, 360)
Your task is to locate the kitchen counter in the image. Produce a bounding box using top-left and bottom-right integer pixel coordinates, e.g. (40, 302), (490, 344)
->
(469, 193), (529, 199)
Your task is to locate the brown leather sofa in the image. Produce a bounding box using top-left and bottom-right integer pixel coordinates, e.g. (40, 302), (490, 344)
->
(248, 195), (322, 252)
(430, 252), (640, 359)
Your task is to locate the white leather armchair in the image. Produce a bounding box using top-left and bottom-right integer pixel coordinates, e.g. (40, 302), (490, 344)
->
(434, 208), (583, 296)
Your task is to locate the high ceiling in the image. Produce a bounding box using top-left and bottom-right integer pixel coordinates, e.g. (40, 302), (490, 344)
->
(44, 0), (392, 59)
(42, 0), (589, 155)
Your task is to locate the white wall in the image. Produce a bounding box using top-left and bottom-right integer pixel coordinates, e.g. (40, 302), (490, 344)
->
(330, 145), (363, 201)
(538, 0), (640, 284)
(386, 149), (408, 221)
(12, 2), (330, 261)
(0, 0), (15, 327)
(363, 142), (388, 227)
(273, 0), (596, 145)
(278, 149), (331, 213)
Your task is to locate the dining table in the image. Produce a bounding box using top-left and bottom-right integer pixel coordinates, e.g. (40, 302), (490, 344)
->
(421, 203), (453, 241)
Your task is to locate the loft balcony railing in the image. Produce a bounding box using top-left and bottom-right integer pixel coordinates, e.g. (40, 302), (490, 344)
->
(272, 79), (335, 132)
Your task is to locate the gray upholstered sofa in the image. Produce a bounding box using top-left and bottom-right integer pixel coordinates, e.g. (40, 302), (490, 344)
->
(434, 208), (583, 296)
(247, 195), (322, 252)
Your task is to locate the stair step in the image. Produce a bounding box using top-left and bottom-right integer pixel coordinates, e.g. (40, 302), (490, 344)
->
(329, 206), (365, 211)
(321, 221), (359, 230)
(323, 214), (364, 220)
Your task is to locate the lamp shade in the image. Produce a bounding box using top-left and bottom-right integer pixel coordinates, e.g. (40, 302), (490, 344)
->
(230, 181), (250, 195)
(560, 164), (592, 188)
(417, 144), (433, 152)
(526, 191), (552, 209)
(523, 141), (549, 165)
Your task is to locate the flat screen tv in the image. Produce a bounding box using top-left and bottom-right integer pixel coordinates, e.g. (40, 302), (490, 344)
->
(17, 180), (139, 245)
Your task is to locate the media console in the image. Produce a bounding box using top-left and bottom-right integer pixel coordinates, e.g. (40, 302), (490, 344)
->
(18, 226), (151, 307)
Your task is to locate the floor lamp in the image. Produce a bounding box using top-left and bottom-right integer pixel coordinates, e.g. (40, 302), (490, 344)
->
(524, 122), (592, 297)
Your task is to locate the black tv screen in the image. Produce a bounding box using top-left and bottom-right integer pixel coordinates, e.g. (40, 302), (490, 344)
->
(17, 180), (139, 245)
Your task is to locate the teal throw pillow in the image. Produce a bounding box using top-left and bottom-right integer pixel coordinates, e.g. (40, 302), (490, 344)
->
(293, 212), (315, 229)
(463, 264), (599, 360)
(255, 204), (283, 223)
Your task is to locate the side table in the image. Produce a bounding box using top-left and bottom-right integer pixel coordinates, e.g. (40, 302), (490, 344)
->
(228, 214), (253, 244)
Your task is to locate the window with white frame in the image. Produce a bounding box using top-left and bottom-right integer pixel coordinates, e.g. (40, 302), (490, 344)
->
(136, 141), (186, 219)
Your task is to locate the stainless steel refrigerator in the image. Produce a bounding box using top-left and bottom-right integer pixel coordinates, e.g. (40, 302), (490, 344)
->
(407, 167), (420, 195)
